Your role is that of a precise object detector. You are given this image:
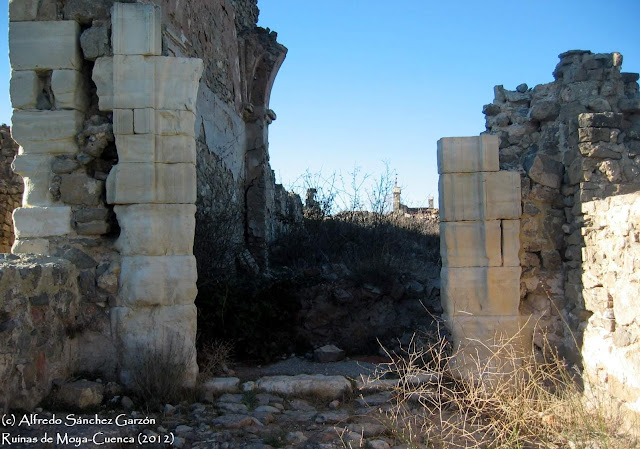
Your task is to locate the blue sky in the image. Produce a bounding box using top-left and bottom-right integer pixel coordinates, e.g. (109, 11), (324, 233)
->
(2, 1), (639, 208)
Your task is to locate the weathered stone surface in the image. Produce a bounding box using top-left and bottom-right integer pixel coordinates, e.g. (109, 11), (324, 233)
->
(112, 2), (162, 56)
(92, 57), (114, 111)
(200, 378), (241, 399)
(51, 70), (88, 111)
(155, 57), (203, 112)
(155, 110), (196, 136)
(111, 304), (198, 388)
(522, 153), (563, 189)
(11, 238), (49, 255)
(256, 375), (352, 400)
(59, 174), (104, 206)
(9, 21), (82, 70)
(439, 172), (521, 221)
(437, 135), (499, 174)
(578, 112), (624, 129)
(501, 219), (520, 267)
(80, 25), (111, 61)
(11, 110), (84, 154)
(133, 108), (154, 134)
(113, 109), (134, 135)
(9, 0), (39, 21)
(529, 100), (560, 121)
(10, 70), (39, 109)
(442, 267), (521, 316)
(440, 221), (502, 267)
(106, 162), (197, 204)
(114, 204), (196, 255)
(12, 154), (52, 207)
(119, 256), (197, 307)
(113, 55), (155, 109)
(314, 345), (346, 363)
(13, 207), (71, 238)
(55, 380), (104, 410)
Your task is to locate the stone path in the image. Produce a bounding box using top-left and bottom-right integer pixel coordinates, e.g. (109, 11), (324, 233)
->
(0, 363), (439, 449)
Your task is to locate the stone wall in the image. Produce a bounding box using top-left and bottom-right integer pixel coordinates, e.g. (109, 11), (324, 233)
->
(0, 255), (81, 412)
(0, 126), (22, 253)
(482, 50), (640, 418)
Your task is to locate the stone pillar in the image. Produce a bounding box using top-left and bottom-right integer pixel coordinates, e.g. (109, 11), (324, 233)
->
(438, 134), (530, 381)
(93, 3), (203, 387)
(8, 19), (86, 255)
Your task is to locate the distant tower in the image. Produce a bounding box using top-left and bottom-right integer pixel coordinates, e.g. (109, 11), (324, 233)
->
(393, 178), (402, 213)
(428, 195), (434, 209)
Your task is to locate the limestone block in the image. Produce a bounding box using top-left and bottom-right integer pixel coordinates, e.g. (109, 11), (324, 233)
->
(51, 70), (88, 111)
(155, 57), (204, 112)
(613, 282), (640, 326)
(11, 238), (50, 256)
(255, 375), (352, 400)
(116, 134), (155, 162)
(13, 206), (72, 238)
(119, 255), (197, 307)
(10, 71), (39, 109)
(11, 110), (84, 154)
(501, 220), (520, 267)
(106, 163), (197, 204)
(156, 136), (196, 164)
(114, 204), (196, 256)
(9, 21), (82, 70)
(484, 171), (521, 219)
(12, 154), (52, 206)
(110, 304), (198, 387)
(112, 2), (162, 56)
(447, 315), (533, 348)
(437, 135), (499, 174)
(440, 221), (502, 267)
(113, 55), (155, 109)
(113, 109), (134, 135)
(439, 172), (521, 221)
(441, 267), (521, 316)
(9, 0), (39, 21)
(92, 57), (113, 111)
(155, 110), (196, 136)
(438, 173), (483, 222)
(134, 108), (155, 134)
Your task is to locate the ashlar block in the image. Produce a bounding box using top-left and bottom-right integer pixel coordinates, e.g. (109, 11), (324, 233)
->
(118, 255), (197, 307)
(92, 57), (113, 111)
(13, 206), (72, 238)
(11, 238), (50, 256)
(155, 110), (196, 136)
(134, 108), (155, 134)
(112, 2), (162, 56)
(437, 134), (499, 174)
(155, 57), (204, 112)
(12, 154), (52, 206)
(439, 172), (521, 222)
(10, 70), (39, 109)
(106, 162), (197, 204)
(110, 304), (198, 388)
(441, 267), (521, 317)
(11, 110), (84, 154)
(9, 21), (82, 70)
(51, 70), (88, 111)
(113, 109), (134, 135)
(113, 55), (155, 109)
(501, 220), (521, 267)
(156, 135), (197, 164)
(9, 0), (39, 22)
(116, 134), (154, 162)
(440, 220), (502, 267)
(114, 204), (196, 256)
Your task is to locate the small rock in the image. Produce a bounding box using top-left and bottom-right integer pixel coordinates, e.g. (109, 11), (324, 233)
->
(163, 404), (176, 415)
(289, 398), (316, 411)
(173, 437), (185, 448)
(516, 83), (529, 93)
(120, 396), (134, 410)
(314, 345), (346, 363)
(254, 405), (281, 414)
(285, 431), (308, 444)
(216, 402), (248, 414)
(200, 377), (240, 402)
(174, 425), (193, 435)
(367, 440), (391, 449)
(329, 399), (340, 409)
(55, 380), (104, 410)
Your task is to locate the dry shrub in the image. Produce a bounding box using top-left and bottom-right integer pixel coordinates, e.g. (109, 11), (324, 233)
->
(130, 334), (196, 410)
(362, 326), (638, 449)
(197, 340), (234, 379)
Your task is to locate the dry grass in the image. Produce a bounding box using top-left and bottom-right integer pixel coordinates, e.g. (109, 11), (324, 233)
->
(359, 327), (638, 449)
(197, 339), (234, 379)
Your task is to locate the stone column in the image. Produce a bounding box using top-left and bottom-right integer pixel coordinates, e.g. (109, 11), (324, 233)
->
(8, 19), (86, 255)
(93, 3), (203, 387)
(438, 134), (530, 381)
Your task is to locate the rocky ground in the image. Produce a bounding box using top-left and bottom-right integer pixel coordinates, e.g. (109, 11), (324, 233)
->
(0, 356), (435, 449)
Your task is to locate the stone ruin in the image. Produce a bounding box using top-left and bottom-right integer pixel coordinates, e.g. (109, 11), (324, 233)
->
(0, 0), (639, 428)
(440, 50), (640, 422)
(1, 0), (301, 411)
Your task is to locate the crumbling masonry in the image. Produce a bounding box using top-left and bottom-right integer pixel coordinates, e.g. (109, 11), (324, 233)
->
(1, 0), (301, 411)
(440, 50), (640, 422)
